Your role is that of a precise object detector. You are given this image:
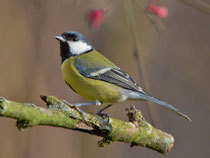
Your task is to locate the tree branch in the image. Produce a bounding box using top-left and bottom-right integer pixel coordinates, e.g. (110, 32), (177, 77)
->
(0, 96), (174, 154)
(178, 0), (210, 15)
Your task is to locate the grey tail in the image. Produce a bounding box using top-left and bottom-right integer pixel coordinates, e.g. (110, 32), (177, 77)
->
(138, 93), (191, 121)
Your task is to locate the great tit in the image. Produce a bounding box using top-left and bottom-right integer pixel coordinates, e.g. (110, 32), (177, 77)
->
(55, 31), (191, 121)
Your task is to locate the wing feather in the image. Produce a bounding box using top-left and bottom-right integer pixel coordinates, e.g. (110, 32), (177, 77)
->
(73, 51), (144, 93)
(75, 61), (143, 92)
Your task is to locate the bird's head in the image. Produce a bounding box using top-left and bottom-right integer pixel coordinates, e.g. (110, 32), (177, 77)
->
(55, 31), (93, 62)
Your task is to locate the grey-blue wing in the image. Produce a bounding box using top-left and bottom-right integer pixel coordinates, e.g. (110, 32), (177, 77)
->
(74, 60), (191, 121)
(74, 61), (144, 93)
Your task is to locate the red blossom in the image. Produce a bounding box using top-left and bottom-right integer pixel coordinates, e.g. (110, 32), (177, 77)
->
(147, 3), (168, 18)
(85, 9), (104, 29)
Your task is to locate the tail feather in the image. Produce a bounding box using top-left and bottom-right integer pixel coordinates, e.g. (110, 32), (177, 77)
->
(138, 93), (191, 121)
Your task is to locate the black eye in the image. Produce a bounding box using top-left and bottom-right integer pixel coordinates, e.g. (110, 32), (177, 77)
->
(72, 35), (79, 41)
(72, 37), (78, 41)
(62, 33), (79, 41)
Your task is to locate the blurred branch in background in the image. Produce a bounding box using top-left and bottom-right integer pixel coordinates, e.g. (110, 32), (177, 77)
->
(0, 96), (174, 154)
(123, 0), (162, 127)
(85, 0), (167, 31)
(133, 0), (167, 31)
(178, 0), (210, 15)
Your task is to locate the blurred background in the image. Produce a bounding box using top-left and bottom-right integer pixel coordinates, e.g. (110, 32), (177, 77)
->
(0, 0), (210, 158)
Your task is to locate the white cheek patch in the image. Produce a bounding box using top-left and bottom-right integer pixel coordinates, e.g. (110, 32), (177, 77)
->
(68, 41), (92, 55)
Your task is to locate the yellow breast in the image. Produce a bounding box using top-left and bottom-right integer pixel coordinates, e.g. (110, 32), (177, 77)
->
(61, 56), (123, 103)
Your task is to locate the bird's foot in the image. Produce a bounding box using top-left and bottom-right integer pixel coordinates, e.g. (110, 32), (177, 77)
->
(95, 104), (112, 124)
(95, 104), (113, 132)
(95, 111), (110, 124)
(61, 100), (87, 121)
(95, 111), (112, 132)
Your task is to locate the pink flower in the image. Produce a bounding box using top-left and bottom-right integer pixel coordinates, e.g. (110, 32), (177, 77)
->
(147, 3), (168, 18)
(85, 9), (104, 29)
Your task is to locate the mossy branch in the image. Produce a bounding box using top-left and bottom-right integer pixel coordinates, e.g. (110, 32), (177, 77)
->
(0, 96), (174, 154)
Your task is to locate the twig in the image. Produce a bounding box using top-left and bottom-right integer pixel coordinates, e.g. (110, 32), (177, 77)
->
(122, 0), (162, 127)
(178, 0), (210, 15)
(133, 0), (165, 31)
(0, 96), (174, 154)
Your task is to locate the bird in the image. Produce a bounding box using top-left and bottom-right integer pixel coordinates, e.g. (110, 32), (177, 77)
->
(55, 31), (191, 121)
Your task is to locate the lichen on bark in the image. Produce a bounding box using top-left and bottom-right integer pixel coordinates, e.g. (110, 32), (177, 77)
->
(0, 95), (174, 154)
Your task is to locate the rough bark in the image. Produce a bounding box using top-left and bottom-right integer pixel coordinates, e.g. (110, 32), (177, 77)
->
(0, 96), (174, 154)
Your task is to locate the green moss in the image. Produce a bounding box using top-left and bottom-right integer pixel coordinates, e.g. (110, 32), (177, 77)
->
(0, 96), (174, 154)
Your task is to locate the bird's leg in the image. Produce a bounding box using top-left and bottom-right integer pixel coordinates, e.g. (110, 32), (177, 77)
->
(95, 104), (112, 123)
(96, 104), (112, 115)
(61, 100), (101, 121)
